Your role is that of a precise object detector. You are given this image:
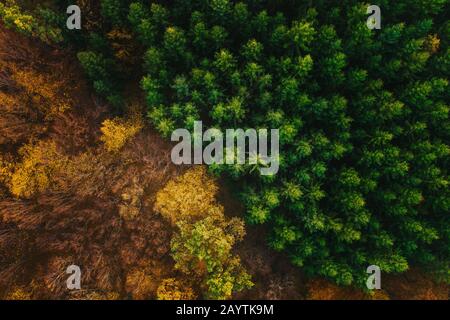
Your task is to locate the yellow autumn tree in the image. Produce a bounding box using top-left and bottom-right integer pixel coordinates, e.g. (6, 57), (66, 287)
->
(10, 140), (68, 198)
(125, 260), (168, 300)
(154, 166), (221, 225)
(124, 269), (155, 300)
(69, 291), (120, 300)
(425, 34), (440, 54)
(0, 155), (14, 194)
(100, 115), (143, 152)
(0, 61), (71, 146)
(11, 67), (70, 118)
(156, 278), (197, 300)
(170, 215), (252, 300)
(155, 166), (252, 299)
(5, 287), (32, 300)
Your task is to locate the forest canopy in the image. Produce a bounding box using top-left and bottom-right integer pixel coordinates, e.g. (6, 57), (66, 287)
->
(1, 0), (449, 289)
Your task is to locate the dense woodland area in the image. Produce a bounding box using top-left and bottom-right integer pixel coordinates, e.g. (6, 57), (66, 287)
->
(0, 0), (448, 299)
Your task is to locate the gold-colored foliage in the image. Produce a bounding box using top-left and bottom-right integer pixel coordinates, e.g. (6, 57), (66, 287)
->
(4, 287), (32, 300)
(0, 25), (75, 149)
(306, 278), (390, 300)
(100, 115), (143, 153)
(369, 291), (390, 300)
(154, 166), (220, 225)
(204, 255), (253, 300)
(0, 91), (19, 108)
(69, 291), (121, 300)
(172, 214), (246, 277)
(0, 24), (180, 301)
(9, 140), (68, 198)
(125, 269), (156, 300)
(156, 278), (197, 300)
(425, 34), (440, 54)
(0, 90), (46, 146)
(107, 28), (138, 66)
(157, 166), (252, 299)
(10, 67), (70, 118)
(0, 64), (70, 146)
(307, 278), (364, 300)
(171, 215), (252, 300)
(0, 155), (14, 185)
(125, 261), (168, 300)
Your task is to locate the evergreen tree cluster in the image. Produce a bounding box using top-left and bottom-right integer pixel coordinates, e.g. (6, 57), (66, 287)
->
(132, 0), (450, 286)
